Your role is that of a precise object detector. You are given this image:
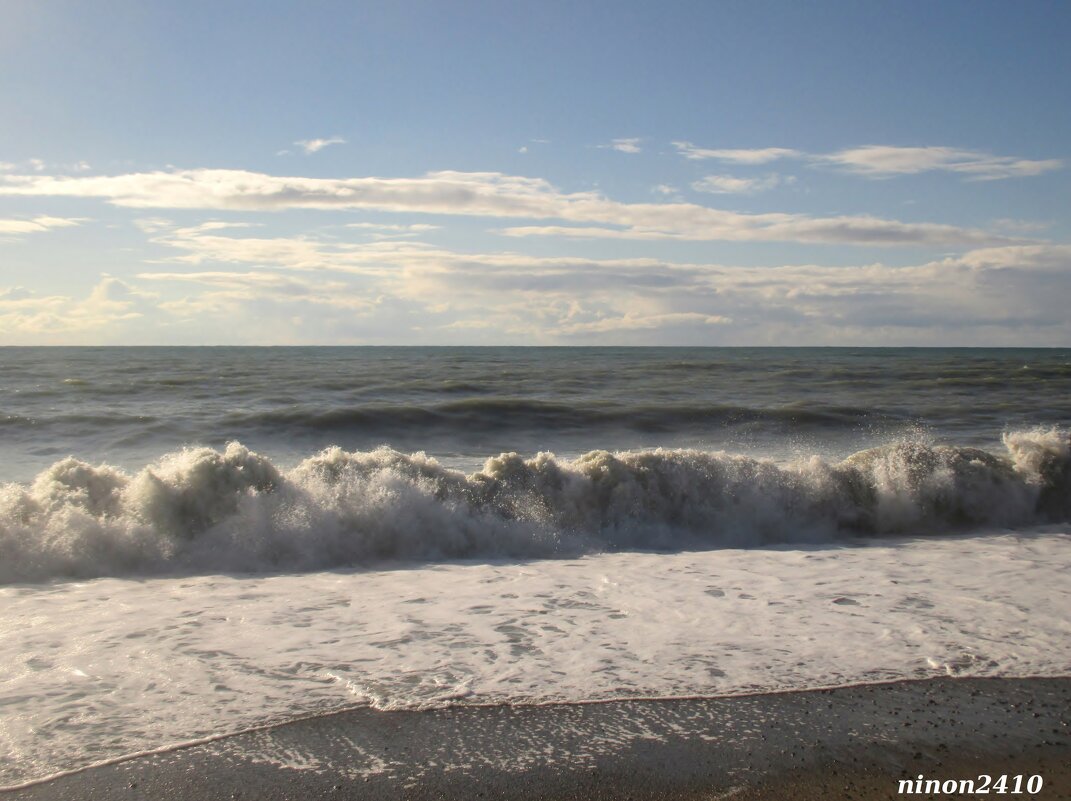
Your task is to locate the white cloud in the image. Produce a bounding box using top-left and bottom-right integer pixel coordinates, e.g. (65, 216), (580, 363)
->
(820, 145), (1063, 180)
(499, 225), (685, 241)
(5, 228), (1069, 344)
(133, 217), (174, 233)
(0, 215), (84, 236)
(118, 269), (385, 343)
(345, 222), (439, 233)
(673, 142), (1062, 181)
(0, 276), (154, 341)
(602, 138), (643, 154)
(136, 270), (376, 311)
(989, 218), (1050, 234)
(945, 243), (1071, 270)
(139, 270), (306, 287)
(158, 223), (1022, 324)
(0, 286), (35, 301)
(0, 167), (1013, 247)
(401, 243), (1071, 343)
(558, 312), (731, 334)
(175, 221), (262, 234)
(150, 229), (374, 272)
(294, 136), (346, 155)
(1, 158), (91, 173)
(147, 223), (689, 278)
(673, 143), (801, 163)
(519, 139), (550, 154)
(691, 174), (786, 194)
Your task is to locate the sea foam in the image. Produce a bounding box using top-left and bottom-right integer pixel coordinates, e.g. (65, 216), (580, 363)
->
(1, 428), (1068, 583)
(4, 534), (1071, 786)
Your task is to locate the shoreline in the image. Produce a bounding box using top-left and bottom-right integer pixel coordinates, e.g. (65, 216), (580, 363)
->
(6, 676), (1070, 800)
(6, 673), (1067, 792)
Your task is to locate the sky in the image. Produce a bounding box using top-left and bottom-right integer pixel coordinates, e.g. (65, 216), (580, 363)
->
(1, 0), (1069, 345)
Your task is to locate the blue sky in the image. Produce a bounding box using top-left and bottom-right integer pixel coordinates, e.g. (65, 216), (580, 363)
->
(1, 0), (1069, 344)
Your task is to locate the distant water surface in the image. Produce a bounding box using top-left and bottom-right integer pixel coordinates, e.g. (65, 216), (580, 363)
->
(3, 346), (1069, 481)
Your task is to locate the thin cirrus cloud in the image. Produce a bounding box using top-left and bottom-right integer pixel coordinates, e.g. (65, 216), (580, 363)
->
(294, 136), (346, 155)
(499, 226), (689, 241)
(346, 223), (440, 234)
(673, 144), (802, 164)
(0, 167), (1014, 247)
(691, 174), (789, 195)
(0, 215), (84, 235)
(557, 312), (731, 335)
(818, 145), (1064, 180)
(673, 142), (1063, 181)
(600, 138), (643, 154)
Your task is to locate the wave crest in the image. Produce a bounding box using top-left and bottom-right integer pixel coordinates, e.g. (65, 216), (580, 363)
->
(1, 429), (1068, 583)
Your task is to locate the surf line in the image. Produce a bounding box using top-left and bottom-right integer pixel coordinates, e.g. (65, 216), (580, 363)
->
(4, 673), (1069, 794)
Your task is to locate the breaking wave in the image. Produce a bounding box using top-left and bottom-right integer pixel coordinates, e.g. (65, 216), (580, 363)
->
(1, 428), (1068, 583)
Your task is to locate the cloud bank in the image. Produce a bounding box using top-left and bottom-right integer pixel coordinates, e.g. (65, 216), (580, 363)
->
(81, 217), (1066, 345)
(4, 225), (1068, 344)
(0, 168), (1014, 246)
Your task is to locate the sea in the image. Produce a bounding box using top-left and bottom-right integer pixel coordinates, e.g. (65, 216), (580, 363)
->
(1, 347), (1069, 787)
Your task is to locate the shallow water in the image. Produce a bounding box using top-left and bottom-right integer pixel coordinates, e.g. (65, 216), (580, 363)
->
(2, 530), (1069, 786)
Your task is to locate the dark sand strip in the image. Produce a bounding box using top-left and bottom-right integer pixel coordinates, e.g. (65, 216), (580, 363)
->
(6, 677), (1070, 800)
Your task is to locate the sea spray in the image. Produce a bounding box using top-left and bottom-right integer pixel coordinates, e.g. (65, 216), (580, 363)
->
(1, 428), (1068, 583)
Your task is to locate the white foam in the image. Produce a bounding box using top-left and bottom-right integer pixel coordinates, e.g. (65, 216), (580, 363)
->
(1, 528), (1069, 785)
(1, 428), (1068, 582)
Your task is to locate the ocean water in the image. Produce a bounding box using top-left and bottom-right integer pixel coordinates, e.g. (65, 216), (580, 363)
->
(1, 347), (1070, 787)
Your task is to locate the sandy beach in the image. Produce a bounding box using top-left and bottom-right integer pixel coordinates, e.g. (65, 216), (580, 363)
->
(5, 677), (1068, 800)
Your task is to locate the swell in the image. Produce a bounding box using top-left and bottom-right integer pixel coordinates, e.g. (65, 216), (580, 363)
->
(223, 399), (875, 433)
(1, 428), (1067, 584)
(0, 401), (876, 441)
(0, 412), (165, 428)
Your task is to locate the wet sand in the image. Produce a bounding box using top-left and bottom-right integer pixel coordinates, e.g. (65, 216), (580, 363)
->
(5, 677), (1070, 800)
